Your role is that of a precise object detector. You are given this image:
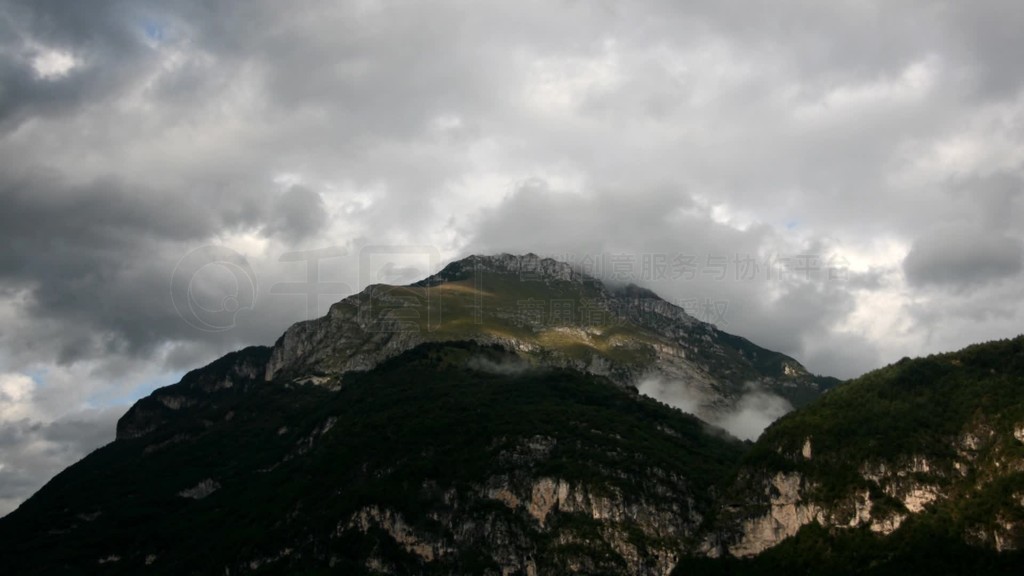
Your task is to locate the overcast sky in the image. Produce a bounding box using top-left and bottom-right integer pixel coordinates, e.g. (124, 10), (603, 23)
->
(2, 0), (1023, 516)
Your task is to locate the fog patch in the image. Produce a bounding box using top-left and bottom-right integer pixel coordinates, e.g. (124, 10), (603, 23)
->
(638, 377), (793, 441)
(637, 377), (703, 416)
(466, 356), (532, 376)
(715, 389), (793, 442)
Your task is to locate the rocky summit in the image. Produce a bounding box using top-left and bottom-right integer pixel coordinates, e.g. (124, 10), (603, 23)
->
(1, 254), (1022, 575)
(260, 254), (834, 416)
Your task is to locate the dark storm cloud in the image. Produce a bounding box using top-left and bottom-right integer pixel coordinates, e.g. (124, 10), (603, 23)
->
(0, 0), (156, 131)
(0, 170), (216, 247)
(0, 167), (272, 363)
(903, 225), (1024, 289)
(909, 226), (1019, 289)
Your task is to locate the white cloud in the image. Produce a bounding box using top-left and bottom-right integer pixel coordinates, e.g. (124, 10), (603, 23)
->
(523, 39), (622, 113)
(30, 48), (78, 80)
(0, 373), (35, 423)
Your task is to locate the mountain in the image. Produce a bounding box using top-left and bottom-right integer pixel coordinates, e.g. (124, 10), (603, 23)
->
(0, 341), (747, 574)
(5, 253), (1022, 574)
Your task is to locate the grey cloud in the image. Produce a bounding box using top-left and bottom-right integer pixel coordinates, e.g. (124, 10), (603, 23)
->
(469, 179), (716, 258)
(948, 172), (1024, 231)
(902, 280), (1024, 354)
(903, 225), (1023, 289)
(741, 280), (858, 362)
(0, 0), (1013, 377)
(799, 331), (883, 382)
(0, 168), (276, 363)
(944, 2), (1024, 99)
(264, 186), (328, 242)
(0, 170), (216, 248)
(0, 407), (120, 517)
(468, 179), (875, 378)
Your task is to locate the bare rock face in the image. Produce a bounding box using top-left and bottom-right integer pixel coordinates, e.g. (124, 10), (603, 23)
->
(263, 253), (618, 384)
(340, 471), (704, 576)
(345, 506), (452, 563)
(718, 464), (938, 557)
(263, 300), (429, 383)
(724, 472), (824, 557)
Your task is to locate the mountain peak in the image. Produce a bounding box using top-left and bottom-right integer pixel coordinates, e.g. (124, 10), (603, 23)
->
(249, 251), (829, 421)
(414, 253), (586, 286)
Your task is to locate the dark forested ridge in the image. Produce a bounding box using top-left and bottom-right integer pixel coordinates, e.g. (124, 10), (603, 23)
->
(0, 341), (747, 575)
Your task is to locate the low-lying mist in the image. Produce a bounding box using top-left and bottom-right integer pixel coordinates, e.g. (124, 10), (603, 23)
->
(637, 377), (793, 441)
